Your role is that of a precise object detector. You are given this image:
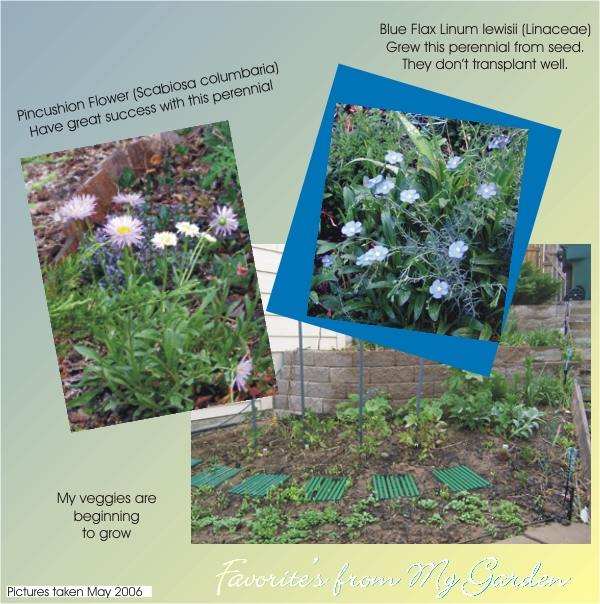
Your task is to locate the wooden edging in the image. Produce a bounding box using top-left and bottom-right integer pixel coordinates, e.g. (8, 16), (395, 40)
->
(570, 380), (591, 487)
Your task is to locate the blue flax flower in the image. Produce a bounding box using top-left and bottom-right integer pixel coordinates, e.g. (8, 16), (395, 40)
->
(321, 254), (334, 267)
(375, 179), (395, 196)
(365, 174), (383, 189)
(476, 183), (497, 199)
(400, 189), (420, 204)
(356, 245), (389, 266)
(448, 240), (469, 259)
(488, 135), (512, 150)
(341, 220), (363, 237)
(384, 151), (404, 165)
(429, 279), (449, 299)
(446, 156), (464, 170)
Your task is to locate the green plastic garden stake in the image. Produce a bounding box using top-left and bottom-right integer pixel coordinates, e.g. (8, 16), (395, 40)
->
(251, 397), (257, 450)
(298, 322), (306, 448)
(415, 357), (424, 433)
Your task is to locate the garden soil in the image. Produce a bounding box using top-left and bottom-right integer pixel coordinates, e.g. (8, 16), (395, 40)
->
(191, 411), (585, 544)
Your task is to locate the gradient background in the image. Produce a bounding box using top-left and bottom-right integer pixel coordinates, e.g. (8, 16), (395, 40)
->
(1, 2), (597, 603)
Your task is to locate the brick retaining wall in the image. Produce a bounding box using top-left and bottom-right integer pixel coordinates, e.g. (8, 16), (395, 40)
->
(274, 347), (566, 415)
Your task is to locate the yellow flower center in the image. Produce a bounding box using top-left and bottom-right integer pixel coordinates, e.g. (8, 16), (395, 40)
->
(117, 226), (131, 235)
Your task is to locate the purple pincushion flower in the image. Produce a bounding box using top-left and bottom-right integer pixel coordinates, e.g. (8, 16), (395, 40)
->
(59, 194), (98, 221)
(210, 205), (239, 236)
(103, 215), (145, 248)
(112, 192), (145, 207)
(231, 355), (253, 391)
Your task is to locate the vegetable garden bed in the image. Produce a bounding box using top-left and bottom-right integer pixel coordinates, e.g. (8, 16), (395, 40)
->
(191, 369), (585, 544)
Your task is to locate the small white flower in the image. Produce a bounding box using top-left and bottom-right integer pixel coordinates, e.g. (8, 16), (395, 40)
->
(151, 231), (178, 250)
(176, 221), (200, 238)
(200, 232), (217, 243)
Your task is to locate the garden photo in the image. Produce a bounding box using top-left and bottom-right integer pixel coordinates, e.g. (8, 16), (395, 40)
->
(308, 104), (528, 341)
(25, 122), (276, 431)
(191, 246), (590, 545)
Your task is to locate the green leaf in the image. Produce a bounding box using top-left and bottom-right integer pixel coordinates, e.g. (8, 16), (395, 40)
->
(427, 301), (440, 322)
(397, 288), (412, 306)
(309, 291), (319, 305)
(312, 274), (338, 287)
(67, 387), (103, 408)
(413, 294), (426, 321)
(316, 241), (338, 255)
(380, 210), (396, 245)
(74, 346), (103, 363)
(479, 323), (493, 341)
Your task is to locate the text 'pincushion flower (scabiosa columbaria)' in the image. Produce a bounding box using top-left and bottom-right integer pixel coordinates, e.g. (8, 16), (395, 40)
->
(231, 355), (253, 391)
(400, 189), (420, 204)
(341, 220), (362, 237)
(321, 254), (334, 267)
(476, 183), (497, 199)
(365, 174), (383, 189)
(112, 192), (145, 208)
(59, 194), (98, 221)
(103, 215), (144, 248)
(429, 279), (449, 299)
(384, 151), (404, 165)
(446, 156), (464, 170)
(448, 240), (469, 259)
(176, 221), (200, 238)
(151, 231), (178, 250)
(209, 205), (239, 236)
(375, 179), (395, 196)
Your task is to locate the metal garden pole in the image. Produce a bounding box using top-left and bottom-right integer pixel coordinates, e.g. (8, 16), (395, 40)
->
(358, 339), (364, 448)
(251, 397), (258, 450)
(415, 357), (425, 433)
(298, 322), (306, 448)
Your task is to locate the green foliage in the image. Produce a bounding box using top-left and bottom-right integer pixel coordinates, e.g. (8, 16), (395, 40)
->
(438, 368), (499, 431)
(396, 397), (447, 459)
(197, 121), (239, 188)
(70, 280), (270, 416)
(492, 500), (524, 527)
(336, 391), (393, 454)
(512, 261), (562, 305)
(423, 512), (445, 527)
(444, 492), (490, 526)
(418, 498), (438, 510)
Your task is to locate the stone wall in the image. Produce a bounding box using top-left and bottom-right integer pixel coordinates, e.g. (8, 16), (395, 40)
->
(511, 304), (567, 331)
(273, 347), (566, 415)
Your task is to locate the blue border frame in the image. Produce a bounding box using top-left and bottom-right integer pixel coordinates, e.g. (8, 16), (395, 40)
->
(268, 65), (560, 375)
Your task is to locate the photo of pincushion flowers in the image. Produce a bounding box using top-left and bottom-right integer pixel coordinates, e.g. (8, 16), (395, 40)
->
(309, 104), (528, 341)
(24, 122), (276, 431)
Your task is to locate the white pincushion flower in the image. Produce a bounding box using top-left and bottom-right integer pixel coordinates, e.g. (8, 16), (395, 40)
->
(151, 231), (178, 250)
(176, 221), (200, 238)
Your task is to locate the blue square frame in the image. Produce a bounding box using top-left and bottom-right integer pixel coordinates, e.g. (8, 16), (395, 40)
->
(268, 65), (560, 375)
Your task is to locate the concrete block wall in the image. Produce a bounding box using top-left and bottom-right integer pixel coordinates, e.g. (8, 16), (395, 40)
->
(511, 303), (568, 331)
(274, 346), (567, 415)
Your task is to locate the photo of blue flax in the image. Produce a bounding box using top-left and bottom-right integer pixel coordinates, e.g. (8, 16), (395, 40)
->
(308, 105), (528, 341)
